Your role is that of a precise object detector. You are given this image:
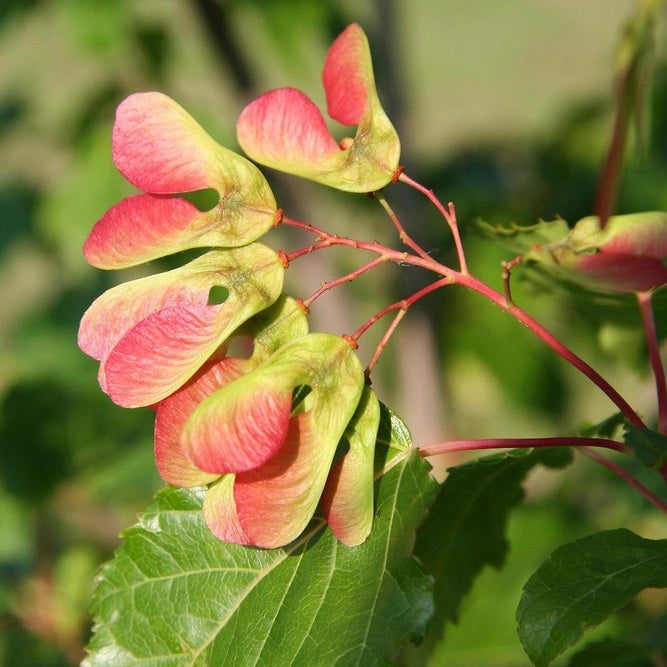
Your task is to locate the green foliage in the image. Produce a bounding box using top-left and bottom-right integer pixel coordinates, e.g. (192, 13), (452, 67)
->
(407, 447), (573, 660)
(85, 450), (438, 666)
(579, 412), (626, 438)
(476, 217), (570, 254)
(517, 529), (667, 667)
(623, 423), (667, 468)
(478, 215), (667, 348)
(375, 402), (414, 465)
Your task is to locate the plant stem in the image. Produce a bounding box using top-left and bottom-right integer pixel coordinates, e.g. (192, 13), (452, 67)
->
(418, 436), (625, 458)
(373, 191), (433, 261)
(637, 290), (667, 433)
(579, 446), (667, 513)
(302, 255), (390, 308)
(594, 70), (629, 230)
(418, 437), (666, 512)
(350, 278), (451, 342)
(358, 278), (452, 373)
(501, 256), (524, 307)
(282, 215), (645, 429)
(455, 271), (647, 430)
(397, 173), (468, 274)
(365, 306), (407, 375)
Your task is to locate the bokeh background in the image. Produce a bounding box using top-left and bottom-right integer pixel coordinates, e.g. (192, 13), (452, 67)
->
(1, 1), (666, 665)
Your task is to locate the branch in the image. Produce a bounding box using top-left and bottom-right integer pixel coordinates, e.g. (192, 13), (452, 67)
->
(418, 436), (625, 458)
(373, 191), (432, 261)
(579, 446), (667, 513)
(397, 173), (468, 274)
(637, 291), (667, 433)
(302, 256), (390, 308)
(281, 215), (644, 428)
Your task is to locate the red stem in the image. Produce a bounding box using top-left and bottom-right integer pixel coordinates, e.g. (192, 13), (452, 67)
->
(579, 446), (667, 513)
(418, 436), (625, 458)
(455, 272), (647, 430)
(302, 255), (390, 308)
(594, 74), (629, 230)
(361, 278), (452, 373)
(419, 437), (666, 512)
(366, 307), (407, 375)
(350, 278), (451, 342)
(637, 291), (667, 434)
(374, 191), (433, 261)
(397, 173), (468, 273)
(282, 216), (645, 430)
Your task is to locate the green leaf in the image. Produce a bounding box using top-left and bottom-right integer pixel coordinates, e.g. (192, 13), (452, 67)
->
(578, 412), (625, 439)
(517, 529), (667, 667)
(85, 450), (438, 666)
(623, 423), (667, 468)
(375, 403), (413, 472)
(409, 447), (572, 655)
(477, 216), (666, 335)
(476, 217), (570, 255)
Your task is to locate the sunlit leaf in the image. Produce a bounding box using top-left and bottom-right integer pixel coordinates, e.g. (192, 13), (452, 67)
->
(84, 450), (438, 665)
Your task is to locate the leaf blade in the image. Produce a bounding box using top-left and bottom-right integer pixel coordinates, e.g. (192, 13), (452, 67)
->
(517, 528), (667, 667)
(85, 449), (438, 666)
(408, 447), (573, 658)
(623, 423), (667, 468)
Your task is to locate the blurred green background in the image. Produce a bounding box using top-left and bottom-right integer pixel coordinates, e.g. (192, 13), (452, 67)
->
(1, 1), (666, 665)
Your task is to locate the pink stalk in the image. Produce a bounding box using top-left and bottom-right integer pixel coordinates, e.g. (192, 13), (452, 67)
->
(637, 291), (667, 434)
(365, 306), (408, 374)
(397, 173), (468, 274)
(418, 436), (625, 458)
(350, 278), (451, 342)
(373, 192), (433, 261)
(579, 446), (667, 513)
(281, 216), (645, 430)
(302, 255), (390, 308)
(418, 437), (666, 512)
(455, 271), (647, 430)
